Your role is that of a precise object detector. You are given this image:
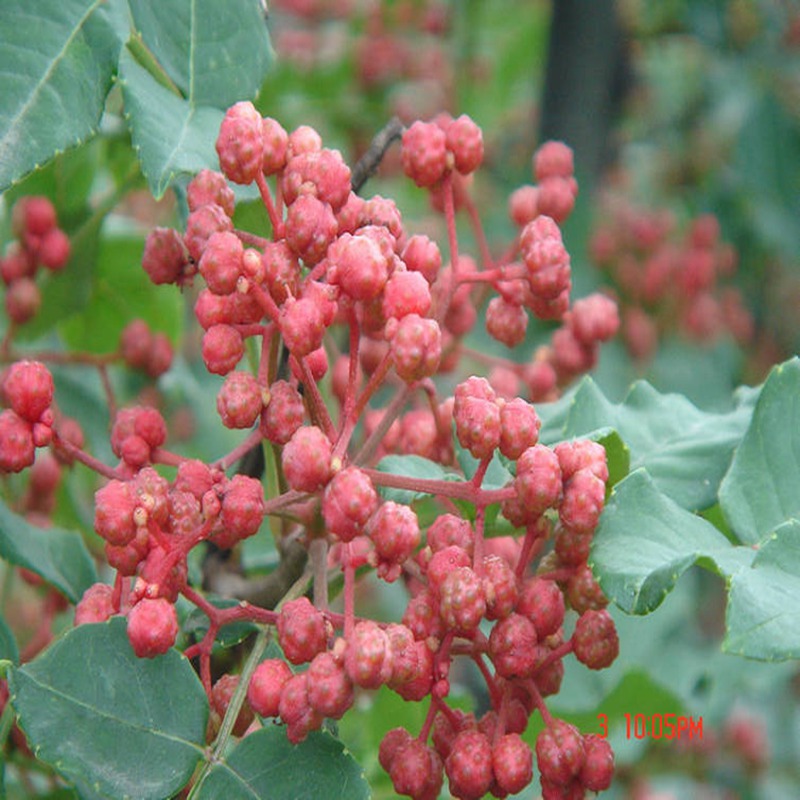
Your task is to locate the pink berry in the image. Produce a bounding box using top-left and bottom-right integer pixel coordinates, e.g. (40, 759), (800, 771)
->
(277, 597), (330, 665)
(13, 196), (56, 238)
(579, 734), (614, 791)
(126, 598), (179, 658)
(387, 313), (442, 382)
(345, 620), (394, 689)
(287, 125), (322, 157)
(38, 227), (71, 271)
(482, 555), (519, 620)
(281, 425), (333, 492)
(488, 613), (538, 678)
(402, 589), (446, 642)
(216, 371), (263, 429)
(328, 232), (389, 301)
(248, 658), (293, 717)
(427, 514), (474, 555)
(390, 738), (444, 800)
(536, 176), (576, 224)
(260, 379), (304, 445)
(426, 545), (472, 594)
(261, 117), (289, 175)
(453, 390), (501, 461)
(554, 525), (593, 566)
(3, 360), (53, 423)
(146, 333), (173, 378)
(382, 269), (432, 320)
(572, 609), (619, 670)
(492, 733), (533, 795)
(187, 169), (236, 217)
(5, 277), (40, 325)
(74, 582), (115, 625)
(551, 326), (597, 379)
(281, 148), (352, 212)
(401, 121), (448, 188)
(514, 444), (562, 516)
(445, 729), (494, 800)
(445, 114), (483, 175)
(198, 231), (244, 295)
(217, 474), (265, 548)
(94, 479), (138, 546)
(536, 720), (585, 786)
(439, 566), (486, 634)
(517, 577), (565, 638)
(279, 296), (326, 357)
(184, 203), (233, 262)
(278, 672), (323, 743)
(485, 296), (528, 348)
(498, 397), (540, 460)
(559, 468), (606, 533)
(554, 439), (608, 483)
(565, 564), (608, 614)
(142, 226), (188, 287)
(261, 240), (300, 304)
(380, 727), (414, 773)
(322, 466), (378, 542)
(567, 293), (620, 346)
(216, 101), (264, 185)
(367, 501), (421, 581)
(533, 141), (574, 181)
(202, 324), (244, 374)
(508, 185), (539, 227)
(210, 674), (254, 737)
(402, 234), (442, 283)
(119, 319), (154, 370)
(306, 651), (354, 719)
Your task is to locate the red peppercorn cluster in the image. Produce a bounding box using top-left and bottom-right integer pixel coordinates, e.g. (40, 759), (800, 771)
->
(3, 105), (625, 799)
(0, 196), (70, 325)
(589, 198), (753, 362)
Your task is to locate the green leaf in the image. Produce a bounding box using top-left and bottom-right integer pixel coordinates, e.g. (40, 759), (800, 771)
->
(195, 728), (370, 800)
(719, 358), (800, 545)
(128, 0), (272, 110)
(60, 233), (183, 352)
(724, 520), (800, 661)
(591, 470), (754, 615)
(374, 454), (451, 504)
(0, 0), (121, 190)
(8, 618), (207, 800)
(0, 614), (19, 665)
(118, 45), (224, 198)
(544, 376), (755, 511)
(0, 499), (96, 603)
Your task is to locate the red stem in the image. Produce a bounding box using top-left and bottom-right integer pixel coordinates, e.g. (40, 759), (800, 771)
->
(362, 468), (516, 505)
(255, 172), (284, 239)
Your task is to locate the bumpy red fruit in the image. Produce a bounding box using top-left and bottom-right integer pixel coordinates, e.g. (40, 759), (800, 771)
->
(383, 269), (432, 320)
(345, 621), (394, 689)
(481, 555), (519, 620)
(554, 439), (608, 483)
(568, 293), (620, 346)
(94, 480), (138, 546)
(126, 598), (179, 658)
(13, 196), (56, 238)
(565, 564), (608, 614)
(515, 444), (562, 515)
(535, 720), (586, 786)
(572, 609), (619, 670)
(3, 360), (54, 423)
(247, 658), (293, 717)
(187, 169), (236, 216)
(492, 733), (533, 795)
(0, 408), (36, 472)
(202, 324), (244, 374)
(499, 397), (540, 460)
(367, 501), (421, 581)
(217, 474), (266, 547)
(391, 738), (444, 800)
(142, 227), (188, 285)
(579, 734), (614, 791)
(426, 545), (472, 594)
(322, 466), (378, 542)
(536, 176), (576, 224)
(445, 729), (494, 800)
(486, 296), (528, 348)
(74, 582), (115, 625)
(517, 577), (565, 638)
(278, 672), (323, 743)
(281, 425), (333, 492)
(284, 194), (338, 265)
(439, 566), (486, 634)
(402, 234), (442, 283)
(184, 203), (233, 262)
(533, 141), (574, 181)
(427, 514), (475, 555)
(488, 613), (538, 678)
(5, 277), (40, 324)
(380, 727), (414, 773)
(387, 313), (442, 382)
(210, 674), (255, 737)
(306, 651), (354, 719)
(279, 296), (327, 357)
(560, 468), (606, 533)
(215, 101), (264, 185)
(216, 371), (263, 429)
(261, 117), (289, 175)
(277, 597), (330, 665)
(260, 379), (304, 444)
(198, 230), (244, 295)
(328, 232), (389, 301)
(401, 121), (448, 188)
(446, 114), (484, 175)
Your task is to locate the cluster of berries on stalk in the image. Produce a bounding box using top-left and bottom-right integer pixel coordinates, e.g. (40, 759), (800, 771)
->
(0, 196), (70, 325)
(589, 197), (753, 362)
(2, 101), (624, 800)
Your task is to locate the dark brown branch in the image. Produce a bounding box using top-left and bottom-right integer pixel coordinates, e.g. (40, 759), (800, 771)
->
(351, 117), (406, 195)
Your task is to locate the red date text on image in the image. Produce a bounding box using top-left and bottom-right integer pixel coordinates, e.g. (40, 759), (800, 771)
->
(598, 713), (703, 740)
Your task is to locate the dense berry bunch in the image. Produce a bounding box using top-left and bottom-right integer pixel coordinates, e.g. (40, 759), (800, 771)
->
(3, 105), (624, 800)
(589, 197), (753, 362)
